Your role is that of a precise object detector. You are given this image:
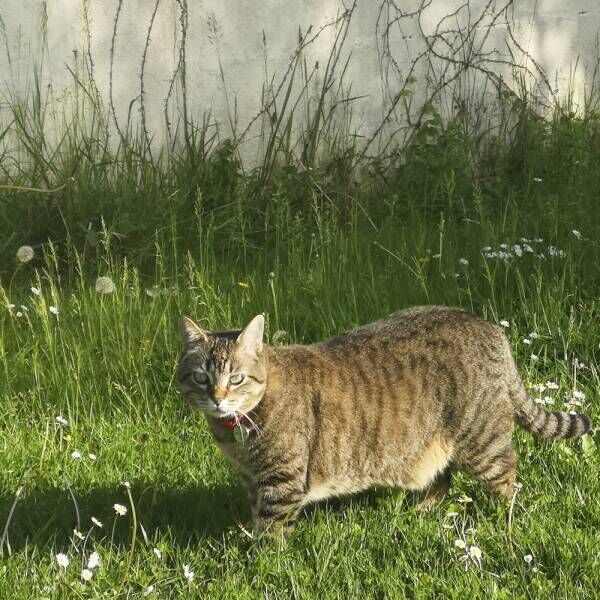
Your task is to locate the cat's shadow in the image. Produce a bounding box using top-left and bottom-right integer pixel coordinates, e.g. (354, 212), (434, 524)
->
(0, 481), (249, 553)
(0, 482), (418, 554)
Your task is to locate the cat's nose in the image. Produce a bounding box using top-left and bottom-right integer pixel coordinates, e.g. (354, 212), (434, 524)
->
(213, 388), (227, 404)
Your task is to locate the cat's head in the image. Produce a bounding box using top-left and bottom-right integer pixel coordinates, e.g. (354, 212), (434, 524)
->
(176, 314), (267, 418)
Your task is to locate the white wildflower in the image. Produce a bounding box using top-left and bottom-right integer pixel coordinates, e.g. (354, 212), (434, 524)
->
(512, 245), (523, 257)
(529, 332), (539, 339)
(183, 564), (195, 582)
(533, 177), (543, 182)
(113, 503), (127, 516)
(73, 529), (84, 540)
(481, 246), (492, 252)
(572, 230), (582, 239)
(153, 547), (162, 559)
(88, 453), (97, 461)
(55, 553), (70, 569)
(87, 551), (100, 569)
(458, 258), (469, 266)
(31, 286), (41, 296)
(499, 243), (508, 250)
(532, 383), (546, 393)
(446, 511), (459, 518)
(16, 311), (23, 318)
(468, 545), (482, 565)
(144, 585), (155, 596)
(523, 243), (534, 253)
(524, 554), (533, 564)
(499, 320), (510, 328)
(546, 381), (559, 390)
(49, 306), (59, 315)
(573, 390), (586, 401)
(122, 481), (131, 489)
(454, 539), (466, 549)
(55, 415), (68, 426)
(91, 517), (103, 528)
(16, 246), (35, 263)
(522, 338), (531, 345)
(95, 276), (116, 295)
(457, 494), (473, 504)
(81, 568), (93, 582)
(71, 450), (82, 460)
(531, 354), (539, 360)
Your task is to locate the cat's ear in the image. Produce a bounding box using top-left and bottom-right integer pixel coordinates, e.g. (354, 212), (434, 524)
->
(180, 316), (209, 348)
(236, 314), (264, 355)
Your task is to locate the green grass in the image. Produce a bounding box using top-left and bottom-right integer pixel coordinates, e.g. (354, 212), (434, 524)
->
(1, 88), (600, 598)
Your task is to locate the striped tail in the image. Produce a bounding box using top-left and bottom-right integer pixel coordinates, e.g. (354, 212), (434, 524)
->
(516, 402), (592, 438)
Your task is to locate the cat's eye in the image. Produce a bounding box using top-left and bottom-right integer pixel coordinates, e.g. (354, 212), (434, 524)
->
(192, 371), (210, 386)
(229, 373), (245, 386)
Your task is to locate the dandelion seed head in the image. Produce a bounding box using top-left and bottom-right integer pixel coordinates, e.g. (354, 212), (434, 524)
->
(95, 276), (116, 295)
(55, 553), (69, 569)
(16, 246), (34, 263)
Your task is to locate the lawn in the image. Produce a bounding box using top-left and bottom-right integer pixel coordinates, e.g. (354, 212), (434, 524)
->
(0, 98), (599, 598)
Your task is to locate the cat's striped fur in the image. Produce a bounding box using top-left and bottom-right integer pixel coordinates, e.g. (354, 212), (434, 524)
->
(176, 307), (592, 534)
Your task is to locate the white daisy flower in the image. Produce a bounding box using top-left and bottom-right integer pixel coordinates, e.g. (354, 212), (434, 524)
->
(522, 338), (531, 345)
(530, 354), (539, 360)
(91, 517), (103, 528)
(55, 415), (68, 426)
(454, 539), (466, 549)
(546, 381), (559, 390)
(71, 450), (82, 460)
(49, 306), (59, 315)
(88, 453), (97, 461)
(571, 230), (582, 239)
(16, 246), (35, 263)
(153, 547), (162, 559)
(183, 564), (195, 582)
(523, 243), (534, 253)
(512, 245), (523, 257)
(73, 529), (85, 540)
(87, 551), (100, 569)
(31, 287), (41, 296)
(469, 545), (482, 560)
(95, 276), (116, 295)
(81, 568), (93, 582)
(572, 390), (586, 401)
(55, 552), (70, 568)
(499, 320), (510, 328)
(524, 554), (533, 564)
(113, 503), (128, 516)
(529, 332), (539, 339)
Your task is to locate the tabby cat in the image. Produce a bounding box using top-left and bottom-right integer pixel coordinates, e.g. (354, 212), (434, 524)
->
(176, 307), (592, 535)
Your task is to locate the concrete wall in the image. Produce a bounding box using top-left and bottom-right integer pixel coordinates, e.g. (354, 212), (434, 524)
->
(1, 1), (599, 161)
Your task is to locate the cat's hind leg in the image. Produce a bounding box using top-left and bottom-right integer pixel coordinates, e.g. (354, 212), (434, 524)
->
(415, 467), (452, 511)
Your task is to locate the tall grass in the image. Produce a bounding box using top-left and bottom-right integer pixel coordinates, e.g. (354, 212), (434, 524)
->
(0, 48), (599, 597)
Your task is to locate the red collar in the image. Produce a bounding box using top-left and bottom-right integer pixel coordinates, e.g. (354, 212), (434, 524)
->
(212, 413), (254, 431)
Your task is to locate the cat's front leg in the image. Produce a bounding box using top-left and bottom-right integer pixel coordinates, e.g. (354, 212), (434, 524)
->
(252, 473), (306, 537)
